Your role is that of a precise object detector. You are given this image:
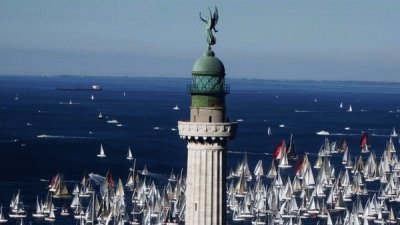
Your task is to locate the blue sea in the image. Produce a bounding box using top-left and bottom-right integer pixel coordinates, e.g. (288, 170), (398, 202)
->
(0, 75), (399, 224)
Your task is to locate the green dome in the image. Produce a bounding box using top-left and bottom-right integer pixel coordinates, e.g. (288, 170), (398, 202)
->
(192, 50), (225, 76)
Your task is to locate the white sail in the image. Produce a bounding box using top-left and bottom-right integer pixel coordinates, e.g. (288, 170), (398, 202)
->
(253, 160), (264, 177)
(347, 105), (353, 112)
(0, 205), (8, 223)
(391, 127), (398, 137)
(126, 146), (133, 160)
(266, 159), (277, 178)
(97, 144), (106, 157)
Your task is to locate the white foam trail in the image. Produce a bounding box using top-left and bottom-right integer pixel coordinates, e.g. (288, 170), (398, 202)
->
(294, 110), (317, 113)
(59, 102), (80, 105)
(371, 134), (390, 137)
(227, 151), (271, 155)
(329, 133), (361, 136)
(0, 139), (18, 143)
(37, 134), (90, 139)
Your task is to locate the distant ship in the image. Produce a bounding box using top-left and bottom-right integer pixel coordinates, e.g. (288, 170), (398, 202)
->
(55, 85), (102, 91)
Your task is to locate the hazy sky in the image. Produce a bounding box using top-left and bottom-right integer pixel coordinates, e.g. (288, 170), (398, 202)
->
(0, 1), (399, 81)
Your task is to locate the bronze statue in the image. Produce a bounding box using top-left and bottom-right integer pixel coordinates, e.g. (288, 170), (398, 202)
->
(199, 6), (219, 49)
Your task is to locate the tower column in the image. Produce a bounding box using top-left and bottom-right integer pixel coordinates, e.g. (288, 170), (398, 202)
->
(185, 142), (225, 225)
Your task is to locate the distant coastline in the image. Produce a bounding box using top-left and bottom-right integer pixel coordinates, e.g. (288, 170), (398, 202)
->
(0, 74), (399, 86)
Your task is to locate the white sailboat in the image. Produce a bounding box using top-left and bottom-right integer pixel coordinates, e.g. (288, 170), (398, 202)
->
(14, 94), (19, 101)
(267, 126), (272, 136)
(44, 203), (55, 222)
(97, 144), (106, 158)
(347, 105), (352, 112)
(98, 112), (103, 119)
(126, 146), (133, 160)
(390, 127), (398, 137)
(340, 102), (343, 108)
(0, 205), (8, 223)
(173, 105), (180, 110)
(32, 196), (45, 218)
(90, 94), (94, 100)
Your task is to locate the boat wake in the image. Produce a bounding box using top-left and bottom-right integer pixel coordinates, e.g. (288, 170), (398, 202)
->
(0, 139), (19, 143)
(227, 151), (272, 156)
(329, 133), (362, 136)
(371, 134), (390, 137)
(294, 110), (318, 113)
(37, 134), (90, 139)
(59, 102), (80, 105)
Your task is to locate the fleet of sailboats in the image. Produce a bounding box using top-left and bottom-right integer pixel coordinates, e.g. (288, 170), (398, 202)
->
(2, 133), (400, 225)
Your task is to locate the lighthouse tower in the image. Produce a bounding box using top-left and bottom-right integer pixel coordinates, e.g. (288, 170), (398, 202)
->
(178, 7), (237, 225)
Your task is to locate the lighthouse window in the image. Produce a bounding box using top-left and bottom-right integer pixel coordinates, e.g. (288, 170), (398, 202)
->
(195, 203), (197, 211)
(209, 116), (212, 123)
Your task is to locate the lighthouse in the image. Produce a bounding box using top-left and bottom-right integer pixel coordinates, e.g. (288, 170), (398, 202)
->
(178, 7), (237, 225)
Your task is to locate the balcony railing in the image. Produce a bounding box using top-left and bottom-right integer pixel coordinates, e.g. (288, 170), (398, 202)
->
(178, 121), (237, 141)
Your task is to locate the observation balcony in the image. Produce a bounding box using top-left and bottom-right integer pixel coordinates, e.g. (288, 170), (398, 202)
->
(178, 121), (237, 141)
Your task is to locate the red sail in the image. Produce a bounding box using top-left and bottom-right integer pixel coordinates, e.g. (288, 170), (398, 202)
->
(295, 158), (304, 173)
(106, 172), (114, 188)
(273, 140), (285, 160)
(360, 133), (368, 148)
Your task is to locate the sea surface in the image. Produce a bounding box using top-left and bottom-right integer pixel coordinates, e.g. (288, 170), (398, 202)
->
(0, 75), (399, 224)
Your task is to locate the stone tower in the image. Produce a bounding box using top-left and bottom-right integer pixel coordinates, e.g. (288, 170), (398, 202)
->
(178, 7), (237, 225)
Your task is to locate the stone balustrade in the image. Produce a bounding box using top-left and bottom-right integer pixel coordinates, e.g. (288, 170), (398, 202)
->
(178, 121), (237, 140)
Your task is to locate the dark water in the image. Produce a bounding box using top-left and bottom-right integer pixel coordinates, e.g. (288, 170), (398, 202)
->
(0, 76), (399, 224)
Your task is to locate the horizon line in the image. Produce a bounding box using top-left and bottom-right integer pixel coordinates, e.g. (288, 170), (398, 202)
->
(0, 74), (399, 85)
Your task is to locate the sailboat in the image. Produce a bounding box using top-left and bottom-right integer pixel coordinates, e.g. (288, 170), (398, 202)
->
(126, 146), (133, 160)
(32, 196), (45, 218)
(141, 164), (149, 176)
(9, 190), (26, 218)
(267, 126), (272, 136)
(173, 105), (180, 110)
(52, 174), (70, 199)
(0, 206), (8, 223)
(14, 94), (19, 101)
(97, 144), (106, 158)
(360, 133), (370, 153)
(347, 105), (353, 112)
(340, 102), (343, 108)
(90, 94), (94, 100)
(60, 205), (70, 216)
(287, 134), (297, 161)
(98, 112), (103, 119)
(390, 127), (398, 137)
(44, 201), (55, 222)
